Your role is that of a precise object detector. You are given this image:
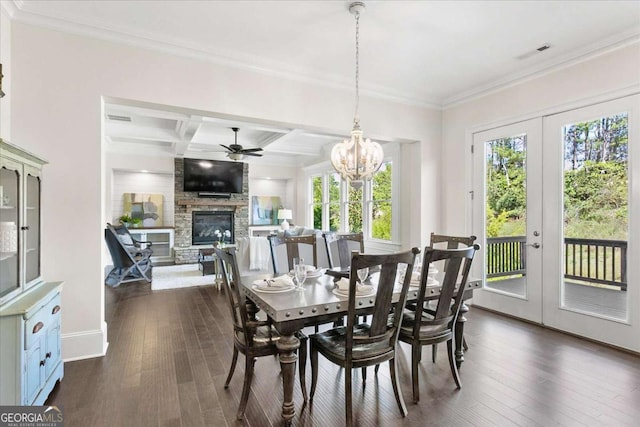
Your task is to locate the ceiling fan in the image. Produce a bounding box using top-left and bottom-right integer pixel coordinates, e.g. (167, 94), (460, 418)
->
(220, 127), (263, 161)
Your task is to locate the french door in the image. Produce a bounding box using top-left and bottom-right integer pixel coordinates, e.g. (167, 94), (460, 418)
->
(471, 118), (543, 323)
(472, 95), (640, 352)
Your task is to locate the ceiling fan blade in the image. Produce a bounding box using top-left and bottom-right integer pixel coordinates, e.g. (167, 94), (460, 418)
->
(240, 148), (264, 153)
(243, 152), (263, 157)
(220, 144), (236, 152)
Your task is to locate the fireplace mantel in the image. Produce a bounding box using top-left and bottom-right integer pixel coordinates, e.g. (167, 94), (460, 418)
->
(176, 200), (248, 208)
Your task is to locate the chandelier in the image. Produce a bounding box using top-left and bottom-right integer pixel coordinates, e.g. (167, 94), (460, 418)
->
(331, 2), (383, 189)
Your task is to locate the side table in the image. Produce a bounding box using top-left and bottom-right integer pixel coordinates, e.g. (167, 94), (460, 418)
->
(198, 248), (223, 290)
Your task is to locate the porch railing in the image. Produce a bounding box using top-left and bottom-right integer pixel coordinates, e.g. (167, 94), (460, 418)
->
(486, 236), (627, 291)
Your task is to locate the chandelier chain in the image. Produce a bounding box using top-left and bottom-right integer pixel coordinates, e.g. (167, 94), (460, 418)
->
(331, 2), (383, 189)
(354, 11), (360, 126)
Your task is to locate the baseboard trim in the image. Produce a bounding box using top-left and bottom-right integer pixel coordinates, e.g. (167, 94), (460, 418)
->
(61, 322), (108, 362)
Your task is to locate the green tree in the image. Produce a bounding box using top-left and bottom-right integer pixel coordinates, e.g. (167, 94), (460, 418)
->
(312, 175), (322, 229)
(348, 186), (363, 232)
(372, 163), (392, 239)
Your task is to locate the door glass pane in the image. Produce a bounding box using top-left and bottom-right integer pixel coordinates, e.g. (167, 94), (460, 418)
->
(562, 113), (628, 320)
(0, 166), (20, 298)
(25, 174), (41, 283)
(484, 134), (527, 297)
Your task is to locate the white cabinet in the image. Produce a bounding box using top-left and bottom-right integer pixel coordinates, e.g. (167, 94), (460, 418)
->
(249, 225), (281, 237)
(0, 282), (63, 405)
(1, 139), (45, 304)
(0, 139), (63, 405)
(128, 227), (174, 262)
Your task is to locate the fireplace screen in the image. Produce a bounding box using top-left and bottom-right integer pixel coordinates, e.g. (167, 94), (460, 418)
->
(192, 211), (234, 245)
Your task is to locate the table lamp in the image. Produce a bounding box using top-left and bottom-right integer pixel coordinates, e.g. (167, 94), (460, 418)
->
(277, 209), (292, 231)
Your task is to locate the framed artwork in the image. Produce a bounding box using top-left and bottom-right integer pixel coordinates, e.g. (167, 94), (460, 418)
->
(251, 196), (283, 225)
(123, 193), (164, 227)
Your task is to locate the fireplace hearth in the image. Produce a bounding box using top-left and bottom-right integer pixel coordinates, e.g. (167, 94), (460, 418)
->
(192, 211), (234, 245)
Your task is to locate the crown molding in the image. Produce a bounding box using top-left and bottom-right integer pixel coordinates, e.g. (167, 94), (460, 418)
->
(7, 1), (438, 109)
(1, 0), (18, 18)
(442, 27), (640, 110)
(6, 1), (639, 112)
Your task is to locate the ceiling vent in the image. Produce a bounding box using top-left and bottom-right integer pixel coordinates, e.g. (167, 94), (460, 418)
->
(107, 114), (132, 122)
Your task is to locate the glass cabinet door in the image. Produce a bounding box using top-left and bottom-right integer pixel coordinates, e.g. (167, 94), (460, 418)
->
(0, 163), (21, 299)
(25, 171), (41, 285)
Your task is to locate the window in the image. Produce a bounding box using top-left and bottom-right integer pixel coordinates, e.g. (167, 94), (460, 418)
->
(347, 185), (363, 233)
(307, 159), (394, 241)
(311, 175), (322, 230)
(328, 173), (341, 231)
(370, 162), (392, 239)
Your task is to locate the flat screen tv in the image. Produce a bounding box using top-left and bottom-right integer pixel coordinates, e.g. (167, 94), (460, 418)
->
(183, 158), (244, 194)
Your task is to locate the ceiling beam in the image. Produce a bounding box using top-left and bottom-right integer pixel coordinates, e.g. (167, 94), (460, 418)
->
(174, 116), (205, 156)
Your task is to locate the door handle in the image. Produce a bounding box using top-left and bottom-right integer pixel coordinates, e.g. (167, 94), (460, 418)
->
(526, 242), (541, 249)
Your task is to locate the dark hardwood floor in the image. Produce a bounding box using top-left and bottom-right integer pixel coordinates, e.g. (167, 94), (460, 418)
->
(47, 281), (640, 426)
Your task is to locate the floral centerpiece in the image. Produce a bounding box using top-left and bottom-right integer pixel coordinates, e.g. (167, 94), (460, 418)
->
(214, 229), (231, 246)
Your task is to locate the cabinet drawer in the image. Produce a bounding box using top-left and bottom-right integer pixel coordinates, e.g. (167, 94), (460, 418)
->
(24, 293), (61, 350)
(45, 294), (62, 324)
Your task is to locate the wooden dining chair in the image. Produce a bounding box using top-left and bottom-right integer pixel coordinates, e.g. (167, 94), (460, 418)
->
(214, 246), (308, 419)
(430, 233), (477, 249)
(322, 231), (365, 269)
(398, 244), (479, 403)
(309, 247), (420, 427)
(267, 234), (318, 274)
(428, 233), (477, 361)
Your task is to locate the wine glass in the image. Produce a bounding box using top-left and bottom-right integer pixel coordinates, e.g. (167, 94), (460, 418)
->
(357, 267), (369, 284)
(293, 257), (306, 291)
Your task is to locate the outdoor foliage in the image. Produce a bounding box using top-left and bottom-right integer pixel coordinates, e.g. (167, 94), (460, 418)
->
(485, 114), (628, 240)
(372, 162), (392, 239)
(348, 186), (363, 232)
(485, 114), (629, 284)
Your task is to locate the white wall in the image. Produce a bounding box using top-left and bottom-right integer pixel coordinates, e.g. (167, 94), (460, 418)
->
(442, 43), (640, 235)
(9, 22), (438, 360)
(0, 6), (11, 138)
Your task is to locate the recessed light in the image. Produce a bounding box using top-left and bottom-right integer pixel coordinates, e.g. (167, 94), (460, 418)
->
(141, 170), (148, 173)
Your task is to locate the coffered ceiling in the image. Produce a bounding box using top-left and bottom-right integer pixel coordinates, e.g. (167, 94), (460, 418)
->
(5, 0), (640, 165)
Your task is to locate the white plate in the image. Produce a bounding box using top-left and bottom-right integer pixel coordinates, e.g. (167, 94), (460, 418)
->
(252, 279), (295, 293)
(408, 278), (439, 287)
(252, 284), (295, 293)
(305, 268), (325, 278)
(332, 287), (375, 298)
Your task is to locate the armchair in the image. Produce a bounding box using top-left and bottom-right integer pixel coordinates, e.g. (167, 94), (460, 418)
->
(107, 222), (153, 258)
(104, 224), (153, 287)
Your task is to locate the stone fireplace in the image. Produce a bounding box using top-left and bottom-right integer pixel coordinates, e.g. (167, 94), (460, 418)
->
(192, 211), (235, 245)
(173, 158), (249, 264)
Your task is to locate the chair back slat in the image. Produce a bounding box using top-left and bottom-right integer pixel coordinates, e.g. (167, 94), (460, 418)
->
(430, 233), (477, 249)
(345, 248), (420, 351)
(268, 234), (318, 274)
(429, 233), (476, 272)
(322, 232), (364, 268)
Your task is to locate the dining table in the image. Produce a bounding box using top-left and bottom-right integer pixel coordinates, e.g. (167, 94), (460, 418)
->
(240, 268), (482, 426)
